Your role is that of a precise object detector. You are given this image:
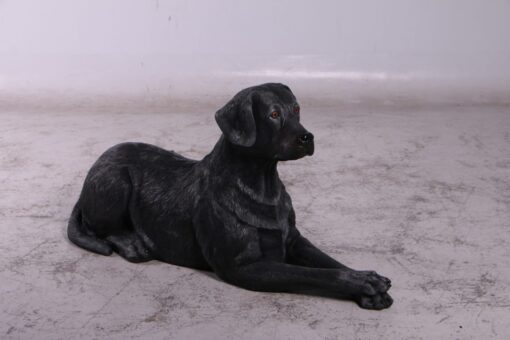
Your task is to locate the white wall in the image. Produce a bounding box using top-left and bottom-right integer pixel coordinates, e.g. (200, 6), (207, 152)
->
(1, 0), (509, 109)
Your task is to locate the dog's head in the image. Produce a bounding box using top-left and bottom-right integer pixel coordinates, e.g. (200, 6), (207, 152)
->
(215, 83), (314, 161)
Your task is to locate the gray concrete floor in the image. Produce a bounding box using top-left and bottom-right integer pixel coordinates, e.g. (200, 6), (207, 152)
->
(1, 105), (509, 339)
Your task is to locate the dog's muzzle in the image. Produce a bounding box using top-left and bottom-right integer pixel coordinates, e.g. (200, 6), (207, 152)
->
(298, 132), (314, 155)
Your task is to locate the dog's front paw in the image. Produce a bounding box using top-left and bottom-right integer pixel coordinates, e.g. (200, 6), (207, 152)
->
(356, 292), (393, 310)
(356, 271), (391, 295)
(352, 271), (392, 310)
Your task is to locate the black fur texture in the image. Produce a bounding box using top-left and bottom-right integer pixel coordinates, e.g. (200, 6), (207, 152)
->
(67, 83), (393, 310)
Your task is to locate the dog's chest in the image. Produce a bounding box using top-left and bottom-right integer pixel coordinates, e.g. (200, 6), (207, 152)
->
(214, 185), (292, 262)
(229, 195), (291, 261)
(218, 186), (290, 229)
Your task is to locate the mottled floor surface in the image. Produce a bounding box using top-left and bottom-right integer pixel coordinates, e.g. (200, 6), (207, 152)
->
(1, 105), (509, 339)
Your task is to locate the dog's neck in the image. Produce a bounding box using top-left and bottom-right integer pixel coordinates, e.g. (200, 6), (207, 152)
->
(205, 136), (281, 202)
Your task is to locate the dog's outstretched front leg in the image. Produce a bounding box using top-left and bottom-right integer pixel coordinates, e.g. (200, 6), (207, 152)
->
(223, 261), (392, 310)
(194, 204), (392, 309)
(285, 227), (392, 309)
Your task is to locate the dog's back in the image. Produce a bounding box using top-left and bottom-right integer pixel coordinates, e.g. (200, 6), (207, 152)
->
(93, 142), (196, 174)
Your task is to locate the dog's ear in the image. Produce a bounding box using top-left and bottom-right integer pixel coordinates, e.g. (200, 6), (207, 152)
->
(215, 90), (256, 147)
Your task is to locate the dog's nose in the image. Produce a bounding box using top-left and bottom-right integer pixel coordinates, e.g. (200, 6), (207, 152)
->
(298, 132), (314, 144)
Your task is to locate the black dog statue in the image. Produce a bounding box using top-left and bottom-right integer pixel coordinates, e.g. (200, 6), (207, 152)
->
(68, 83), (392, 310)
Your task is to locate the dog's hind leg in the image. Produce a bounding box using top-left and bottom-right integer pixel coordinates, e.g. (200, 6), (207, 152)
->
(105, 232), (153, 263)
(78, 165), (153, 262)
(67, 202), (113, 256)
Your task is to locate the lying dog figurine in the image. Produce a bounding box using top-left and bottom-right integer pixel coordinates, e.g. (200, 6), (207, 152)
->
(68, 83), (392, 310)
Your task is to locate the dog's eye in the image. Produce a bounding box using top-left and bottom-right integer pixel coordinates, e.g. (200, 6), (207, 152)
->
(293, 106), (300, 114)
(270, 111), (280, 119)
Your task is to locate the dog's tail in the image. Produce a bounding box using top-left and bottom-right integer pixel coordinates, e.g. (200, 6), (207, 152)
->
(67, 201), (113, 256)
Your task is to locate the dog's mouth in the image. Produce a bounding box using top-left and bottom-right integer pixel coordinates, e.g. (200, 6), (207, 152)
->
(305, 143), (314, 156)
(298, 143), (314, 156)
(294, 143), (314, 158)
(275, 142), (315, 160)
